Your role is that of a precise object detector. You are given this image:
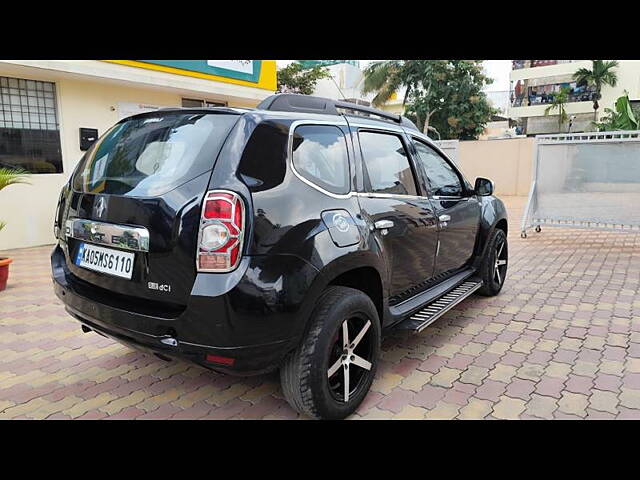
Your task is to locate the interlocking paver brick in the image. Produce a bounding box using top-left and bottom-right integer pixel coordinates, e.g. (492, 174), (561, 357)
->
(457, 398), (493, 419)
(565, 375), (594, 395)
(599, 360), (625, 377)
(3, 196), (640, 419)
(417, 354), (449, 374)
(399, 370), (433, 392)
(355, 407), (394, 420)
(424, 401), (460, 420)
(430, 367), (462, 388)
(535, 377), (565, 399)
(99, 391), (149, 415)
(558, 392), (589, 418)
(616, 407), (640, 419)
(411, 385), (448, 410)
(545, 361), (572, 380)
(370, 372), (404, 395)
(459, 366), (490, 386)
(392, 405), (427, 419)
(378, 388), (415, 414)
(475, 379), (507, 402)
(492, 396), (526, 419)
(516, 363), (545, 382)
(619, 388), (640, 409)
(63, 393), (117, 418)
(505, 378), (536, 401)
(589, 389), (619, 415)
(488, 364), (517, 383)
(525, 394), (558, 419)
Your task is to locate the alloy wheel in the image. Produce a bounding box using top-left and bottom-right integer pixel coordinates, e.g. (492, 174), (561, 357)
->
(327, 315), (374, 403)
(494, 237), (508, 286)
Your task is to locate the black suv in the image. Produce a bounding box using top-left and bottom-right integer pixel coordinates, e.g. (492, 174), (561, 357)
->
(51, 94), (508, 419)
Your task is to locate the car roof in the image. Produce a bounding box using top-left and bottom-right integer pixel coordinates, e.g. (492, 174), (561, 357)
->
(121, 105), (440, 150)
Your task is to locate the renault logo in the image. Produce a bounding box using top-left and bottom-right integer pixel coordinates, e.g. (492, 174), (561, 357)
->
(95, 197), (106, 218)
(333, 213), (350, 233)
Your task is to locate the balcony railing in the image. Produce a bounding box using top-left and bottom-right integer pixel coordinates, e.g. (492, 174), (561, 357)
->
(510, 90), (596, 107)
(512, 60), (576, 70)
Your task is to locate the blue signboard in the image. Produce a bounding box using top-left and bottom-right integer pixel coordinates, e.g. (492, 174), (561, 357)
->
(137, 60), (262, 83)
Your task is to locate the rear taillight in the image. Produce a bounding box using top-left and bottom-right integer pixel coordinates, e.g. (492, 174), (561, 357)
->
(197, 190), (245, 272)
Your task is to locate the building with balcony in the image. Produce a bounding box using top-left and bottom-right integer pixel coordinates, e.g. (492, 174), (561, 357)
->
(509, 60), (640, 135)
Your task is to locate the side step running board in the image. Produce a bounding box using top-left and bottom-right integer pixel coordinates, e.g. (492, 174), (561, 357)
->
(396, 280), (483, 333)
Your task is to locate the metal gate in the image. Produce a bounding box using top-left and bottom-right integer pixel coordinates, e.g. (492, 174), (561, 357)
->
(521, 130), (640, 237)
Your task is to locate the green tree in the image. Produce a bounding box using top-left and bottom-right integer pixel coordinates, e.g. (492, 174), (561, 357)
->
(573, 60), (619, 120)
(362, 60), (497, 139)
(544, 87), (570, 131)
(276, 63), (331, 95)
(0, 168), (30, 232)
(594, 92), (639, 131)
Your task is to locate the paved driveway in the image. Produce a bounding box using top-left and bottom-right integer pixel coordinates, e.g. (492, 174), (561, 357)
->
(1, 196), (640, 419)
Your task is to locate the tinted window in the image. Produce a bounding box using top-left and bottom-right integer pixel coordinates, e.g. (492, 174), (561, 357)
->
(238, 122), (288, 192)
(72, 113), (239, 196)
(413, 141), (463, 196)
(359, 131), (417, 196)
(292, 125), (350, 195)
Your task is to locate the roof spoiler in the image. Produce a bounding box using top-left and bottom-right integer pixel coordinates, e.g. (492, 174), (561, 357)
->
(256, 94), (419, 131)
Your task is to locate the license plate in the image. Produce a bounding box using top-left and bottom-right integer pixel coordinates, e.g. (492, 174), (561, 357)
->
(75, 242), (135, 280)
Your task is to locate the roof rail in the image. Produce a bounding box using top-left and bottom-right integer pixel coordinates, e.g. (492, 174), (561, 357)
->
(256, 94), (419, 131)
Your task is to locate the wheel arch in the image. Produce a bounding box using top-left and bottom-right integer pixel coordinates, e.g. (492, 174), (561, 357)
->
(472, 197), (509, 268)
(327, 266), (384, 324)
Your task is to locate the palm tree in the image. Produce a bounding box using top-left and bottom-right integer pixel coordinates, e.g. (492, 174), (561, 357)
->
(573, 60), (619, 121)
(361, 60), (408, 108)
(0, 168), (30, 232)
(544, 87), (570, 131)
(362, 60), (447, 133)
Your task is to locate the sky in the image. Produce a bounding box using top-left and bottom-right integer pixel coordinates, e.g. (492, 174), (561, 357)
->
(276, 60), (512, 93)
(483, 60), (511, 92)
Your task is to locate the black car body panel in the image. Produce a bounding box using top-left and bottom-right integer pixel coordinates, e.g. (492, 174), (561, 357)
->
(52, 103), (507, 375)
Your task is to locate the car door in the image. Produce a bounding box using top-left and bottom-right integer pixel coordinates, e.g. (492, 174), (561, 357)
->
(411, 138), (480, 277)
(353, 128), (439, 303)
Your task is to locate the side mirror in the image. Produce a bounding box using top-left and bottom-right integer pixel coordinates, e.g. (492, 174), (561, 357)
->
(474, 177), (494, 196)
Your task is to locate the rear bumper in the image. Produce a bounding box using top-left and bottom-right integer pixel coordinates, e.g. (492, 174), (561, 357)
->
(51, 245), (317, 375)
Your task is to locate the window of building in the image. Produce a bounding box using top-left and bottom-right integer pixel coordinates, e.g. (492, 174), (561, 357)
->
(359, 131), (417, 196)
(0, 76), (63, 173)
(412, 140), (462, 197)
(291, 125), (350, 195)
(182, 98), (227, 108)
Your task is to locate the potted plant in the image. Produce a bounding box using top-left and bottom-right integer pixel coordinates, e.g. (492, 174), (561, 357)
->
(0, 167), (30, 292)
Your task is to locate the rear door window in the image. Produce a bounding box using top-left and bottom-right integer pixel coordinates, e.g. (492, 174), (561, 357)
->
(291, 125), (350, 195)
(412, 140), (463, 197)
(72, 112), (239, 196)
(359, 131), (417, 196)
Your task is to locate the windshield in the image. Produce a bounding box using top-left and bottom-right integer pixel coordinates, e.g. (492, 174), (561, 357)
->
(72, 112), (239, 196)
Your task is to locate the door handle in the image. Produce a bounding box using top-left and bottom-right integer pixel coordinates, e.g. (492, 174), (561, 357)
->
(374, 220), (394, 230)
(439, 215), (451, 223)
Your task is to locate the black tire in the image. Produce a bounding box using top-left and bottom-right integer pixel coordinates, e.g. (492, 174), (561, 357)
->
(478, 228), (508, 296)
(280, 286), (381, 420)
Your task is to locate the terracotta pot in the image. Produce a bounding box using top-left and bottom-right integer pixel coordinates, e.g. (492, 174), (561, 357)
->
(0, 257), (12, 292)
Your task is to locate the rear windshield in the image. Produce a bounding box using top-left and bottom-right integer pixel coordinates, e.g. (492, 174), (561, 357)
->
(72, 112), (239, 196)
